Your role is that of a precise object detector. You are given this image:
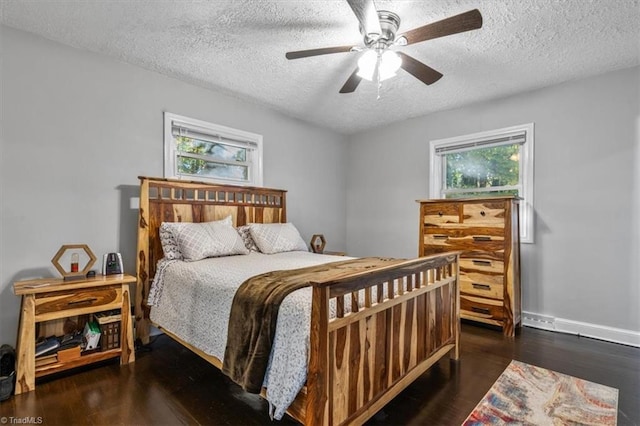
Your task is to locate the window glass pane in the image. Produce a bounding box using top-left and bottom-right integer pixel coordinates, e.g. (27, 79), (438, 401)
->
(445, 189), (519, 199)
(177, 156), (248, 181)
(176, 136), (247, 162)
(445, 144), (520, 190)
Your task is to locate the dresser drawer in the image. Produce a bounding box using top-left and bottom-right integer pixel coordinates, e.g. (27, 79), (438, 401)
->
(459, 256), (504, 274)
(462, 201), (505, 227)
(422, 203), (460, 226)
(423, 232), (506, 252)
(461, 294), (504, 323)
(460, 272), (504, 300)
(35, 286), (122, 317)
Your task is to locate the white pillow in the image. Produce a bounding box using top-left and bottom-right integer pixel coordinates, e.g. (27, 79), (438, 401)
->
(159, 222), (184, 260)
(174, 220), (249, 261)
(236, 225), (261, 252)
(249, 223), (308, 254)
(159, 216), (234, 260)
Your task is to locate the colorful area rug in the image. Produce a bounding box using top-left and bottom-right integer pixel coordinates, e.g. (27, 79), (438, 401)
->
(463, 360), (618, 425)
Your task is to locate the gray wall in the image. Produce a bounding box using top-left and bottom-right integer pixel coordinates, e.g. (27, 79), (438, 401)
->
(0, 26), (348, 345)
(346, 66), (640, 333)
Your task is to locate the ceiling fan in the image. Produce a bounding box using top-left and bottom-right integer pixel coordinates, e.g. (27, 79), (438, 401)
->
(285, 0), (482, 94)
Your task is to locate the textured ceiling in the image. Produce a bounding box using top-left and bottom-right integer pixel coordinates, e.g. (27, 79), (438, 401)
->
(2, 0), (639, 134)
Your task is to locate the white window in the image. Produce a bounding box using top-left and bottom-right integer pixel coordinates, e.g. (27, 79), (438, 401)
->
(429, 123), (534, 243)
(164, 112), (263, 186)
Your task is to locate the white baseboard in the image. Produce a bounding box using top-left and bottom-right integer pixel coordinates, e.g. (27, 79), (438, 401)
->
(522, 311), (640, 348)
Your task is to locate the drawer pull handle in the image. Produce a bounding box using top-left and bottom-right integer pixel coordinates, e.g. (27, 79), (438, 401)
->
(433, 235), (448, 240)
(472, 260), (492, 266)
(480, 211), (486, 216)
(473, 236), (492, 241)
(472, 307), (491, 315)
(438, 211), (443, 217)
(472, 283), (491, 291)
(67, 298), (98, 306)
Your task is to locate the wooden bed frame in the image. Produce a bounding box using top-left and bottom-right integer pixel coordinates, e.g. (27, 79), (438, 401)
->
(135, 176), (461, 426)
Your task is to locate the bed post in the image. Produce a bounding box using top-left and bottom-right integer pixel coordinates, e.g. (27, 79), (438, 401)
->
(135, 178), (151, 344)
(281, 192), (287, 223)
(452, 256), (461, 360)
(306, 285), (330, 426)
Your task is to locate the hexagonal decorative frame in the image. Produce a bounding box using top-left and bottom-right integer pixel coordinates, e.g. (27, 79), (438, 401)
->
(51, 244), (97, 281)
(310, 234), (326, 254)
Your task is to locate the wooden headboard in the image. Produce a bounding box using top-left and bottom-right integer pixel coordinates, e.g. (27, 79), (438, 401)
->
(134, 176), (288, 343)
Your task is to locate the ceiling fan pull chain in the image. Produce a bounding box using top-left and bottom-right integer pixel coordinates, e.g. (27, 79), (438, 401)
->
(376, 54), (382, 100)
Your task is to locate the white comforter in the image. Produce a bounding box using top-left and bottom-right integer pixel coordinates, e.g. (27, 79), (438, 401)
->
(148, 251), (352, 420)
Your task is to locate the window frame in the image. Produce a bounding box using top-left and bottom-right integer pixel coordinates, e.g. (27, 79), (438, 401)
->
(163, 112), (263, 186)
(429, 123), (535, 243)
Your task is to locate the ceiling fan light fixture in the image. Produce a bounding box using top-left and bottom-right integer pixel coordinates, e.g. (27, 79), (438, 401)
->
(357, 49), (402, 82)
(378, 50), (402, 81)
(356, 49), (377, 81)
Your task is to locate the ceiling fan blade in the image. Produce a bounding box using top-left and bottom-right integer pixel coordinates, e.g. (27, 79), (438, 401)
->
(339, 68), (362, 93)
(399, 9), (482, 45)
(286, 46), (355, 60)
(397, 52), (443, 85)
(347, 0), (381, 39)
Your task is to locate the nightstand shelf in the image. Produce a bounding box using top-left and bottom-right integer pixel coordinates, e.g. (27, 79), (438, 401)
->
(35, 348), (121, 378)
(13, 274), (136, 394)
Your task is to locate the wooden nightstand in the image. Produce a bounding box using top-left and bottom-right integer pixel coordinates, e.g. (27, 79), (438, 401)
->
(13, 274), (136, 394)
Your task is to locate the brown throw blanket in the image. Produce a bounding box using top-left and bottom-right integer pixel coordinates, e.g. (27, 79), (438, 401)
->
(221, 256), (403, 393)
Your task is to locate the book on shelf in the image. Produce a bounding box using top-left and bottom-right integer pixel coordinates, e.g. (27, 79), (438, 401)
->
(35, 353), (58, 367)
(57, 331), (83, 351)
(35, 331), (84, 358)
(35, 337), (60, 357)
(92, 309), (121, 324)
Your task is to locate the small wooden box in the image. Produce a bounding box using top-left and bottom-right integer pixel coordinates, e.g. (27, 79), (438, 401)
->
(99, 321), (120, 351)
(92, 310), (122, 351)
(57, 346), (81, 362)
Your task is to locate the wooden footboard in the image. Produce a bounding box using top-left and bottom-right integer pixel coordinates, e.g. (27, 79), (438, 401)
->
(302, 252), (460, 426)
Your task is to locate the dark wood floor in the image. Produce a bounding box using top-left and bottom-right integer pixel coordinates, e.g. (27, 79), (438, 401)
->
(1, 323), (638, 425)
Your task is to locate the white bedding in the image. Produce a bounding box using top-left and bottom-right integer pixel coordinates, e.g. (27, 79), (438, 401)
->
(148, 251), (353, 420)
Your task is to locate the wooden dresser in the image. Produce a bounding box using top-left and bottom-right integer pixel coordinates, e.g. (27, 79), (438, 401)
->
(417, 197), (521, 336)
